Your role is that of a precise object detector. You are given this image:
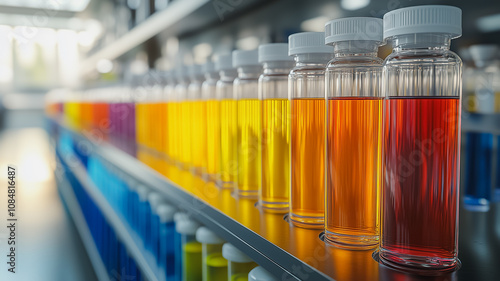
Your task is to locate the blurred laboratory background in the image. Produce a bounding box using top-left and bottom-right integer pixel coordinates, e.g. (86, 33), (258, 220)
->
(0, 0), (499, 281)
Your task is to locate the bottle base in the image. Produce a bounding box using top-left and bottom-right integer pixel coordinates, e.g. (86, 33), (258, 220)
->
(379, 249), (460, 274)
(324, 231), (378, 250)
(289, 213), (324, 229)
(260, 200), (289, 213)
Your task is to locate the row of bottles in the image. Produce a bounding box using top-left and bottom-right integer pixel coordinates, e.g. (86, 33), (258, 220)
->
(60, 131), (279, 281)
(47, 5), (465, 272)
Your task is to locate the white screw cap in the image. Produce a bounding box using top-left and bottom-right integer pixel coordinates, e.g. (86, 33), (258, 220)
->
(469, 44), (499, 67)
(222, 243), (253, 263)
(196, 226), (224, 244)
(248, 266), (278, 281)
(232, 49), (260, 67)
(175, 219), (200, 235)
(325, 17), (383, 44)
(383, 5), (462, 40)
(258, 43), (294, 63)
(156, 204), (176, 223)
(215, 53), (234, 71)
(288, 32), (334, 56)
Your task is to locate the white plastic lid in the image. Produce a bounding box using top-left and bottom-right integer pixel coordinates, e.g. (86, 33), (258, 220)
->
(148, 192), (164, 211)
(196, 226), (224, 244)
(325, 17), (383, 44)
(189, 64), (203, 79)
(136, 185), (149, 201)
(175, 219), (200, 235)
(174, 212), (188, 222)
(248, 266), (278, 281)
(222, 243), (253, 263)
(288, 32), (334, 55)
(383, 5), (462, 39)
(232, 49), (260, 67)
(258, 43), (294, 63)
(215, 53), (234, 71)
(469, 44), (499, 67)
(203, 61), (217, 74)
(156, 204), (176, 223)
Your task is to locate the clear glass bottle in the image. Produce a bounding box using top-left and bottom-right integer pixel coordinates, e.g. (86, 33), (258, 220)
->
(175, 65), (191, 169)
(233, 49), (262, 198)
(188, 64), (207, 176)
(156, 204), (176, 280)
(222, 243), (257, 281)
(196, 227), (227, 281)
(324, 17), (384, 249)
(176, 217), (202, 281)
(216, 54), (239, 189)
(258, 43), (295, 212)
(381, 5), (462, 270)
(288, 32), (333, 228)
(164, 69), (177, 166)
(203, 61), (221, 182)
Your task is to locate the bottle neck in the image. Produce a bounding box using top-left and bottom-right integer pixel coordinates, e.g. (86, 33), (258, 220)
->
(237, 65), (262, 79)
(333, 41), (379, 58)
(262, 61), (295, 75)
(294, 53), (333, 67)
(391, 33), (452, 52)
(204, 72), (219, 82)
(219, 69), (238, 81)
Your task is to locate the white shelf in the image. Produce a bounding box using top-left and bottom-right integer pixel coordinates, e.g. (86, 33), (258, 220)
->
(57, 169), (110, 281)
(80, 0), (210, 76)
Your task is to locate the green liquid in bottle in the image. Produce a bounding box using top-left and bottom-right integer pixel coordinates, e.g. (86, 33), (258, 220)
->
(231, 273), (249, 281)
(206, 252), (228, 281)
(183, 242), (202, 281)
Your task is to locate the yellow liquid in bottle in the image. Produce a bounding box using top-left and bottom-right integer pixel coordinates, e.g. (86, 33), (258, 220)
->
(261, 98), (290, 211)
(237, 99), (261, 197)
(191, 100), (207, 175)
(180, 101), (193, 169)
(135, 102), (144, 145)
(220, 99), (238, 188)
(168, 101), (178, 163)
(206, 100), (221, 182)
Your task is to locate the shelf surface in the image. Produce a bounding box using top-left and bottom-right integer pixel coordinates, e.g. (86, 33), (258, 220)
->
(52, 118), (500, 281)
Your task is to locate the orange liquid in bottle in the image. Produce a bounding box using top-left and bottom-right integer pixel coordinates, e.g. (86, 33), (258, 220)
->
(325, 97), (382, 248)
(290, 98), (325, 228)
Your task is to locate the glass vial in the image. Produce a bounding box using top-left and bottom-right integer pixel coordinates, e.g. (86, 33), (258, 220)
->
(188, 64), (207, 176)
(203, 61), (221, 182)
(258, 43), (295, 212)
(233, 49), (263, 198)
(222, 243), (257, 281)
(288, 32), (333, 228)
(381, 5), (462, 270)
(216, 54), (239, 189)
(156, 204), (176, 280)
(196, 227), (227, 281)
(324, 17), (384, 249)
(175, 65), (191, 170)
(176, 217), (202, 281)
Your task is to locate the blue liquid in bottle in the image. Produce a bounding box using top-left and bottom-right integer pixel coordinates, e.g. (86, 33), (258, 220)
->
(464, 132), (492, 211)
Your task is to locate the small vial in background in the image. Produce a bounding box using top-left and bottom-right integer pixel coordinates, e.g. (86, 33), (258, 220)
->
(324, 17), (384, 249)
(176, 217), (202, 281)
(196, 227), (227, 281)
(147, 192), (165, 260)
(156, 204), (176, 280)
(222, 243), (257, 281)
(188, 64), (207, 176)
(216, 54), (239, 189)
(288, 32), (334, 228)
(136, 185), (151, 241)
(175, 65), (192, 170)
(248, 266), (279, 281)
(173, 212), (189, 281)
(233, 49), (263, 198)
(203, 61), (222, 183)
(381, 5), (462, 270)
(469, 45), (500, 114)
(258, 43), (295, 212)
(164, 69), (178, 166)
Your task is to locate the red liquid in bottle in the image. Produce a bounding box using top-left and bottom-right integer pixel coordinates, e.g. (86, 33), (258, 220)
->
(381, 97), (460, 269)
